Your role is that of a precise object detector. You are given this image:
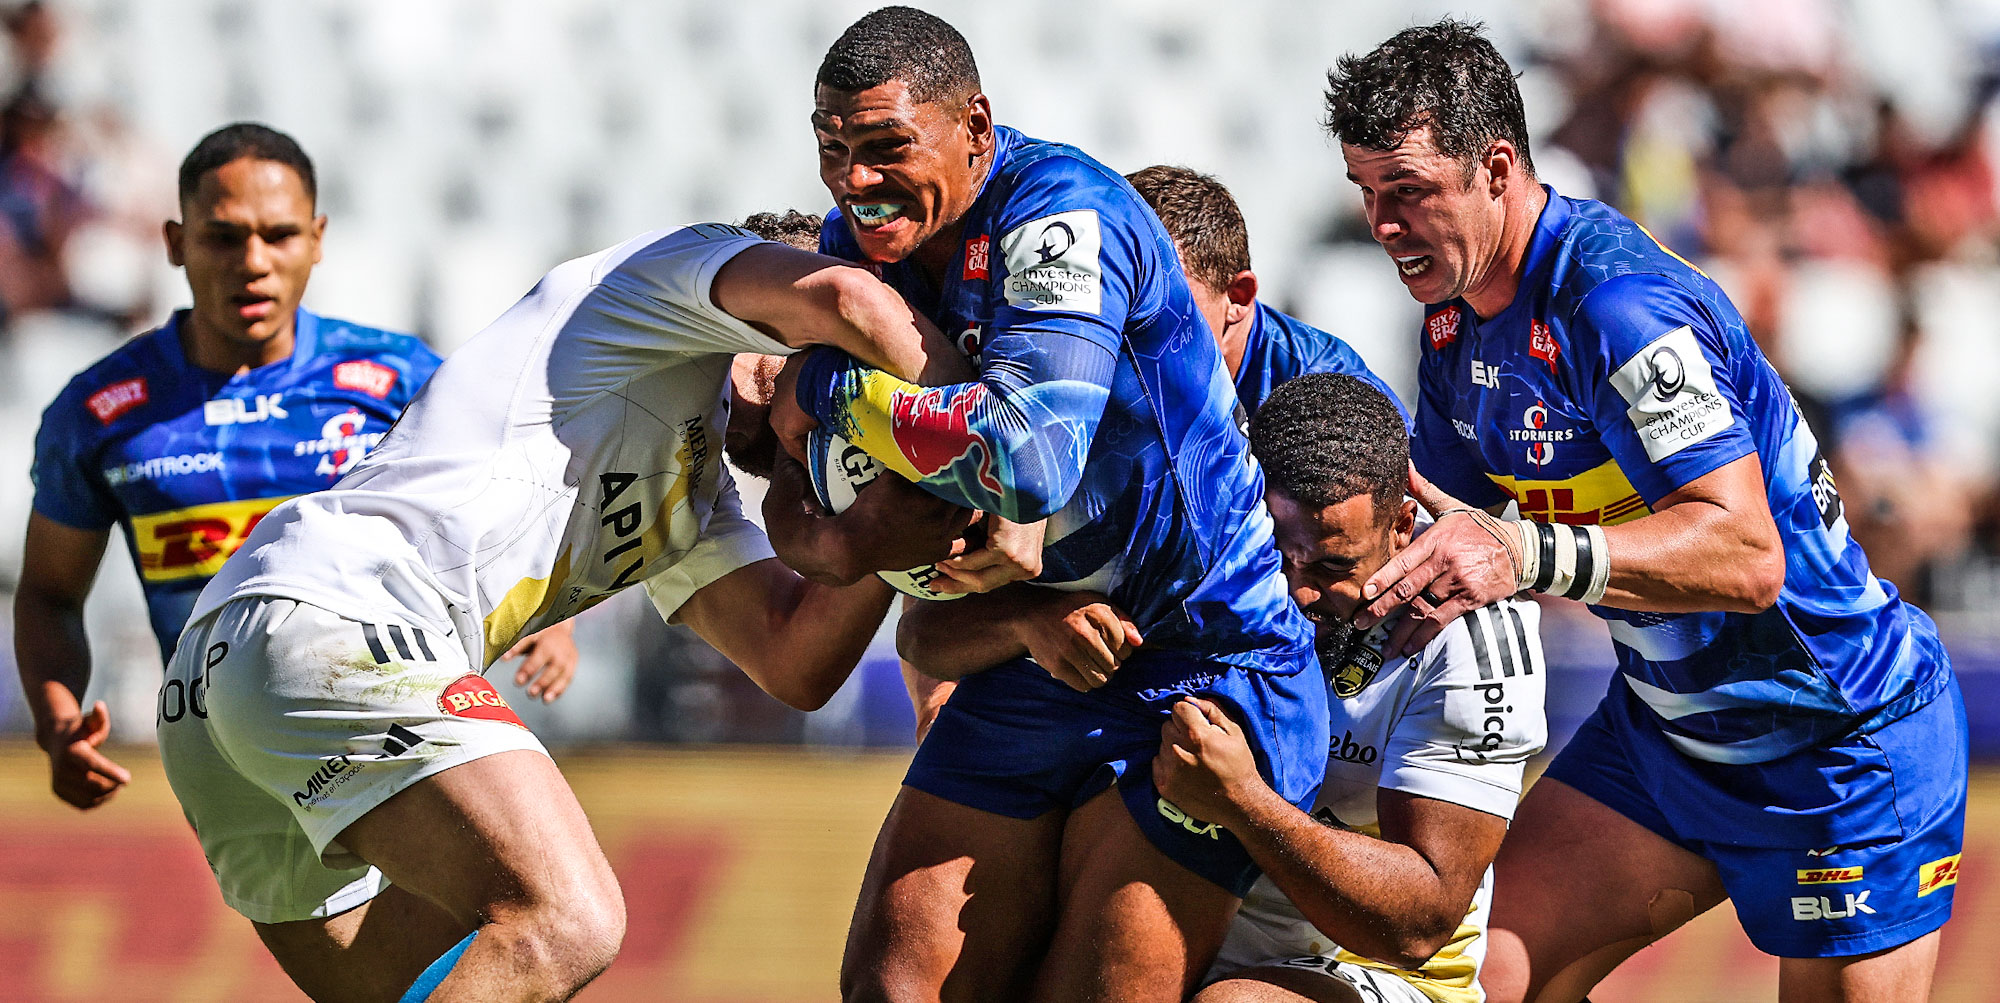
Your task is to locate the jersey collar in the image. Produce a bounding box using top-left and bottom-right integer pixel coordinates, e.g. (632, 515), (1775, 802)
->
(1481, 184), (1571, 328)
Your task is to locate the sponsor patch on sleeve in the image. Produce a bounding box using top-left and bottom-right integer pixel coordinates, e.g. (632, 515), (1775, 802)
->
(1607, 326), (1734, 462)
(86, 377), (149, 424)
(334, 360), (399, 399)
(998, 209), (1102, 313)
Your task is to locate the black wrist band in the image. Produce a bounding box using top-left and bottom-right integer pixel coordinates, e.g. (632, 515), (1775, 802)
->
(1532, 522), (1558, 593)
(1564, 524), (1595, 600)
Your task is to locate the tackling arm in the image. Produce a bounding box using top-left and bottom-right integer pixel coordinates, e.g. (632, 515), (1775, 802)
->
(676, 556), (896, 713)
(710, 243), (967, 384)
(1153, 698), (1506, 969)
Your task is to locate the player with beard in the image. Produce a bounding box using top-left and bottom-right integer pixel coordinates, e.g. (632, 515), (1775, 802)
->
(155, 210), (972, 1002)
(1330, 21), (1966, 1003)
(775, 8), (1328, 1001)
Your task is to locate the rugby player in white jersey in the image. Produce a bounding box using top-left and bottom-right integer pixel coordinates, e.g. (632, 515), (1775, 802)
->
(1160, 373), (1545, 1003)
(158, 211), (977, 1002)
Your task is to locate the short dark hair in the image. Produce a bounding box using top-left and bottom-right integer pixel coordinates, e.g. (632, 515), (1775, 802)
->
(1323, 19), (1534, 181)
(1125, 165), (1251, 293)
(178, 122), (316, 210)
(741, 210), (824, 251)
(817, 6), (980, 104)
(1250, 373), (1407, 516)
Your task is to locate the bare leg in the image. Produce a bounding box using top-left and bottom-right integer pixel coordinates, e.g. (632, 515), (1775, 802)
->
(1778, 932), (1941, 1003)
(842, 787), (1064, 1003)
(254, 750), (625, 1002)
(1030, 787), (1241, 1003)
(1481, 777), (1726, 1003)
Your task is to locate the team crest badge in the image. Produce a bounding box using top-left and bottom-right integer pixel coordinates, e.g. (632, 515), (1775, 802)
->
(1323, 621), (1391, 698)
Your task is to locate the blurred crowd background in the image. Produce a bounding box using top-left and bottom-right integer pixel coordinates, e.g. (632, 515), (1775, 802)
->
(2, 0), (1999, 752)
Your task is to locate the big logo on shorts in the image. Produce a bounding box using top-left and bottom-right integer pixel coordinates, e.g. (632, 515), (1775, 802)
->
(439, 674), (527, 729)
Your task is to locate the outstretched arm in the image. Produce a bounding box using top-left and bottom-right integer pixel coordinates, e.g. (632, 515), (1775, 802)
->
(1357, 453), (1782, 657)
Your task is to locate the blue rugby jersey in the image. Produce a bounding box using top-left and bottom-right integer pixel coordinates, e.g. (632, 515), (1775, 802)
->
(1411, 188), (1951, 764)
(799, 125), (1312, 672)
(1235, 302), (1408, 429)
(31, 309), (440, 660)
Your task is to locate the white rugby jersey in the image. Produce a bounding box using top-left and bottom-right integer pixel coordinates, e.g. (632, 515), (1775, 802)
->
(1214, 599), (1549, 1003)
(195, 224), (788, 667)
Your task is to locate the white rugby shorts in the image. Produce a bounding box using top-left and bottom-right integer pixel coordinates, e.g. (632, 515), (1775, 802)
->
(158, 596), (549, 924)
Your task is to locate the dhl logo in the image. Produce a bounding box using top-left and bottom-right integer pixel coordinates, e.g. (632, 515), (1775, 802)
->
(1797, 867), (1863, 884)
(130, 496), (293, 583)
(1488, 458), (1650, 527)
(1918, 854), (1961, 897)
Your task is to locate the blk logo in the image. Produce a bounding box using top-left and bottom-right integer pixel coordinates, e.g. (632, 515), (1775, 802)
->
(1791, 891), (1874, 921)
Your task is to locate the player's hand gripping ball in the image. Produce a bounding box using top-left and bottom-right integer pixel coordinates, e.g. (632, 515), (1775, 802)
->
(807, 429), (967, 601)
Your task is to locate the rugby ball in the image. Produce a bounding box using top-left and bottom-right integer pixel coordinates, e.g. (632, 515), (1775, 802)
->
(806, 428), (966, 601)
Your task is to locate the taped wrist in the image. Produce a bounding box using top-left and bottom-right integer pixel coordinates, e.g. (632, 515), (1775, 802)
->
(1515, 521), (1610, 604)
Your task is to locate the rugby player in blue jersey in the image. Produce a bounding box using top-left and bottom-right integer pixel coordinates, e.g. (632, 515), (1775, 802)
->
(897, 165), (1408, 741)
(775, 8), (1330, 1000)
(1326, 21), (1967, 1002)
(15, 123), (579, 812)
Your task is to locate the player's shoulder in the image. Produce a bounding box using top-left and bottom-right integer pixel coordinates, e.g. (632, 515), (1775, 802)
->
(1547, 194), (1712, 327)
(991, 127), (1149, 221)
(309, 310), (433, 361)
(42, 321), (180, 433)
(1415, 598), (1546, 690)
(1257, 305), (1367, 374)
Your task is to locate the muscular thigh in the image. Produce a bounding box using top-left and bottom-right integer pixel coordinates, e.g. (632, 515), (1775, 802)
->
(1032, 787), (1242, 1003)
(842, 786), (1063, 1003)
(1486, 777), (1726, 1003)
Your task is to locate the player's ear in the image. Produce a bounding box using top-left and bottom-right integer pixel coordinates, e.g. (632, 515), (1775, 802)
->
(1224, 269), (1258, 323)
(311, 213), (327, 265)
(1393, 497), (1417, 549)
(964, 93), (994, 156)
(162, 218), (184, 268)
(1484, 141), (1517, 199)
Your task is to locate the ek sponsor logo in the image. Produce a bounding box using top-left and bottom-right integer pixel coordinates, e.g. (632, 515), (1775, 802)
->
(1471, 358), (1501, 389)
